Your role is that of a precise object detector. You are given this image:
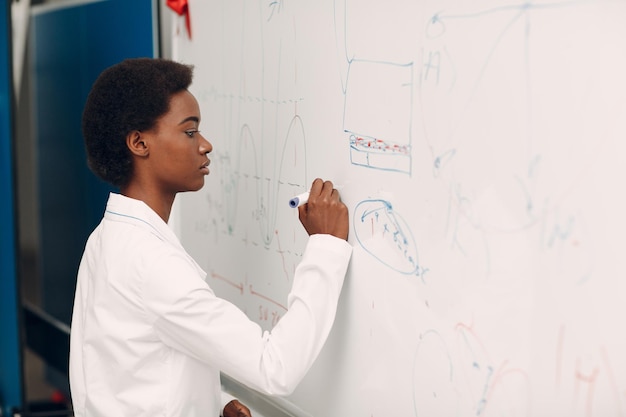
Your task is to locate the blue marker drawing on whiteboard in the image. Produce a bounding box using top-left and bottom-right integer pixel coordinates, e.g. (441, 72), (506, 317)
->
(289, 191), (310, 208)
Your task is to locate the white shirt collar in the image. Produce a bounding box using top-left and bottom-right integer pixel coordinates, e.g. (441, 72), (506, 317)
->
(104, 192), (189, 256)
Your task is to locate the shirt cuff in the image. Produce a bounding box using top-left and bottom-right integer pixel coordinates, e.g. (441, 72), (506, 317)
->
(307, 233), (353, 256)
(220, 391), (237, 416)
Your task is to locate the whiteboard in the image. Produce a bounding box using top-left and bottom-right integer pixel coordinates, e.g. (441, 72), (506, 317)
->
(172, 1), (626, 416)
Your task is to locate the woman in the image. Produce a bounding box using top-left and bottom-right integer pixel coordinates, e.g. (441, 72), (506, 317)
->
(69, 58), (352, 417)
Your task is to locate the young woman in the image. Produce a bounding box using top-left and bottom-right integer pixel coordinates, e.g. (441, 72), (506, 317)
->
(69, 58), (352, 417)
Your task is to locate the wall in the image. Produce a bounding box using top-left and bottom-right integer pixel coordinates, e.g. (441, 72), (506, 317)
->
(0, 0), (23, 412)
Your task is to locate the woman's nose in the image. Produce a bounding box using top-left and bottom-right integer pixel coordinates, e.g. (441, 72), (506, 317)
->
(200, 133), (213, 154)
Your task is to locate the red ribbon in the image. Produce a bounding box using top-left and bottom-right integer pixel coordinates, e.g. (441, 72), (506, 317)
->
(167, 0), (192, 39)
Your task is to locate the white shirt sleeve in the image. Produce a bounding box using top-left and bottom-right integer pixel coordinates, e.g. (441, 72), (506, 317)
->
(143, 234), (352, 396)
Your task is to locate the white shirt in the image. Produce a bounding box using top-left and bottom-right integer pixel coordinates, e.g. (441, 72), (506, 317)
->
(69, 193), (352, 417)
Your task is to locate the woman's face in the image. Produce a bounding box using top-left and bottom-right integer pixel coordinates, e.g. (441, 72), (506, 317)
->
(142, 89), (213, 194)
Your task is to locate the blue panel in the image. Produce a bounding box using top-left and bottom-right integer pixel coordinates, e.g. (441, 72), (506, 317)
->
(0, 0), (24, 414)
(31, 0), (156, 325)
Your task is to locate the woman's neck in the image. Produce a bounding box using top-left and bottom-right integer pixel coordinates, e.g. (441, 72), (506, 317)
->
(121, 182), (175, 223)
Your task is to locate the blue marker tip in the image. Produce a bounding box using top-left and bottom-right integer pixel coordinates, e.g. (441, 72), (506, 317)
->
(288, 191), (310, 208)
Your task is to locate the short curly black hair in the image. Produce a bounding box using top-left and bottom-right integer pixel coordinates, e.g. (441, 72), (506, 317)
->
(82, 58), (194, 188)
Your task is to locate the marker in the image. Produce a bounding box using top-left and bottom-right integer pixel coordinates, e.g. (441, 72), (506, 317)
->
(288, 184), (345, 208)
(288, 191), (310, 208)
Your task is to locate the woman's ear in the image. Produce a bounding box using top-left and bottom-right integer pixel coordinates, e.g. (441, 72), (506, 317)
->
(126, 130), (149, 157)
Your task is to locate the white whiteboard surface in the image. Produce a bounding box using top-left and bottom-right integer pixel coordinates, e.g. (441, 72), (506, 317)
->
(172, 1), (626, 416)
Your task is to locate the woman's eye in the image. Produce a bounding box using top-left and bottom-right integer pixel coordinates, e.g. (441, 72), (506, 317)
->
(185, 130), (199, 138)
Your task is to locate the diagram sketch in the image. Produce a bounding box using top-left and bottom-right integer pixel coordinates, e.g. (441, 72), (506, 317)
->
(413, 326), (531, 417)
(334, 0), (416, 175)
(353, 199), (422, 276)
(413, 0), (625, 288)
(175, 0), (314, 332)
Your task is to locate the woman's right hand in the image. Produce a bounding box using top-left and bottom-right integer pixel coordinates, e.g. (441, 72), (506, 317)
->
(298, 178), (349, 241)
